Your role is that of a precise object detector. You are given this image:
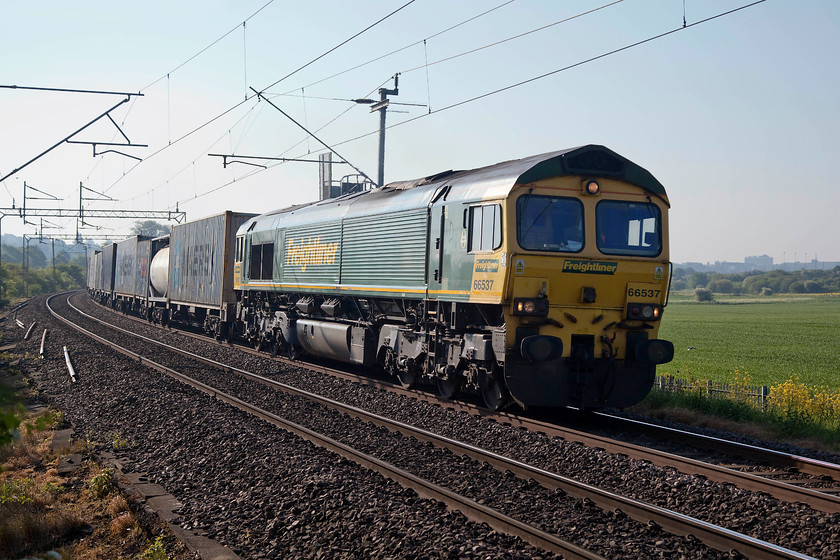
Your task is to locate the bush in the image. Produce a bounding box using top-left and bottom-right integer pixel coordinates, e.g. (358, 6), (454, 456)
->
(694, 287), (713, 302)
(803, 280), (823, 293)
(708, 278), (734, 293)
(89, 468), (116, 499)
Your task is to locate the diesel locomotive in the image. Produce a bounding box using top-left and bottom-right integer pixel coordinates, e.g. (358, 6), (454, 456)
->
(88, 144), (674, 410)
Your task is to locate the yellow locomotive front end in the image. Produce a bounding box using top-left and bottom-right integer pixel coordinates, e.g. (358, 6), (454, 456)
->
(500, 173), (673, 409)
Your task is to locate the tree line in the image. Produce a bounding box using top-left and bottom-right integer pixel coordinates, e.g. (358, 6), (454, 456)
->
(673, 267), (840, 295)
(0, 258), (87, 305)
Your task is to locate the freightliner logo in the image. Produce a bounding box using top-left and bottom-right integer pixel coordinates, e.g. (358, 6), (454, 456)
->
(562, 260), (618, 275)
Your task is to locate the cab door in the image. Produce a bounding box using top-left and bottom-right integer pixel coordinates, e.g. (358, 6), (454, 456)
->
(233, 235), (246, 289)
(426, 185), (450, 299)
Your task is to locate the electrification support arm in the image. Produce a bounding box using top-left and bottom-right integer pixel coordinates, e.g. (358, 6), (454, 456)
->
(0, 94), (144, 183)
(250, 88), (376, 186)
(208, 153), (349, 169)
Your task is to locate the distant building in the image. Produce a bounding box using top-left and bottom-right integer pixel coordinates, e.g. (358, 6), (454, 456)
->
(676, 255), (840, 273)
(744, 254), (773, 269)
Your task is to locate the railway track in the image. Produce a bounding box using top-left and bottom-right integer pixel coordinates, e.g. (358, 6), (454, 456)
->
(48, 294), (594, 559)
(43, 292), (835, 559)
(88, 294), (840, 514)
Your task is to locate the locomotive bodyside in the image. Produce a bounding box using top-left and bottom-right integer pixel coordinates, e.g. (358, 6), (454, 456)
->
(235, 145), (673, 409)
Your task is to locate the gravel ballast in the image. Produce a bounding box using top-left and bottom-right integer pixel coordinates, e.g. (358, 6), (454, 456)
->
(12, 293), (840, 558)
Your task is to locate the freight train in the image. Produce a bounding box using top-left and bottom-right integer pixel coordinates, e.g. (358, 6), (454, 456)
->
(87, 144), (674, 410)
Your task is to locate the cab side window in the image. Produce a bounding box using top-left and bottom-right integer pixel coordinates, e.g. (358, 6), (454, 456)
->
(468, 204), (502, 252)
(235, 237), (244, 262)
(249, 243), (274, 280)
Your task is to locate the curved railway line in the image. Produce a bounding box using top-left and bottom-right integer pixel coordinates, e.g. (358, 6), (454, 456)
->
(12, 291), (840, 558)
(83, 292), (840, 514)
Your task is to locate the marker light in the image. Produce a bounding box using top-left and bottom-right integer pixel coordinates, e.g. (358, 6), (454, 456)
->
(626, 303), (663, 321)
(584, 180), (600, 195)
(513, 297), (549, 316)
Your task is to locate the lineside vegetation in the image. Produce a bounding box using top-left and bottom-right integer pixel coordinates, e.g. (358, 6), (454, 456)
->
(639, 293), (840, 449)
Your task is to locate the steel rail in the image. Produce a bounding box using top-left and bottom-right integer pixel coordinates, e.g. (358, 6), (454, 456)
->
(83, 293), (840, 514)
(480, 412), (840, 515)
(593, 412), (840, 481)
(49, 294), (604, 560)
(63, 294), (817, 560)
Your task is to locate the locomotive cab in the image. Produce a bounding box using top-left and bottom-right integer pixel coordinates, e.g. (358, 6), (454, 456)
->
(500, 173), (673, 409)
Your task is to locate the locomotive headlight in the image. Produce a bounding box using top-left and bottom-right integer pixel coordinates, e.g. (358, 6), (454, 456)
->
(635, 339), (675, 364)
(626, 303), (663, 321)
(583, 180), (600, 195)
(513, 297), (549, 316)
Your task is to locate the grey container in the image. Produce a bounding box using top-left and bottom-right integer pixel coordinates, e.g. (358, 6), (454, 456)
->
(136, 238), (152, 298)
(168, 211), (256, 314)
(87, 250), (102, 290)
(100, 243), (117, 293)
(114, 236), (149, 296)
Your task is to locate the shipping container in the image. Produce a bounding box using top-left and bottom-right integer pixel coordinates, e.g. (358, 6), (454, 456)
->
(114, 236), (149, 296)
(168, 211), (256, 317)
(87, 250), (102, 290)
(100, 243), (117, 294)
(136, 238), (152, 298)
(94, 251), (103, 291)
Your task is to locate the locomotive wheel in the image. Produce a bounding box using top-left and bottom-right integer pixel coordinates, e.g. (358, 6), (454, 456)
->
(436, 375), (461, 400)
(479, 369), (507, 411)
(396, 368), (417, 390)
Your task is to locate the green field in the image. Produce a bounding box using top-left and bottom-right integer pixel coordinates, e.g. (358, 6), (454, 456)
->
(656, 293), (840, 390)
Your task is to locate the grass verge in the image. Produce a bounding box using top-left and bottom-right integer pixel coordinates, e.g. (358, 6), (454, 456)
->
(0, 405), (189, 559)
(634, 377), (840, 452)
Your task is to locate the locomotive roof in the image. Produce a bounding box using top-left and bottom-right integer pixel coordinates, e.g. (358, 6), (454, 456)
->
(384, 144), (666, 198)
(241, 144), (667, 233)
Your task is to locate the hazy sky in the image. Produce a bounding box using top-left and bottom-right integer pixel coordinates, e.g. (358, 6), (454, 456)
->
(1, 0), (838, 264)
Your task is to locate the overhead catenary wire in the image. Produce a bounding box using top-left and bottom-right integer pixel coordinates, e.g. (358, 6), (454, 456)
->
(173, 0), (769, 207)
(266, 0), (519, 97)
(98, 1), (516, 207)
(334, 0), (770, 148)
(106, 1), (416, 200)
(124, 98), (262, 203)
(139, 0), (275, 94)
(398, 0), (624, 75)
(174, 73), (390, 207)
(257, 0), (417, 94)
(9, 1), (475, 236)
(250, 88), (376, 185)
